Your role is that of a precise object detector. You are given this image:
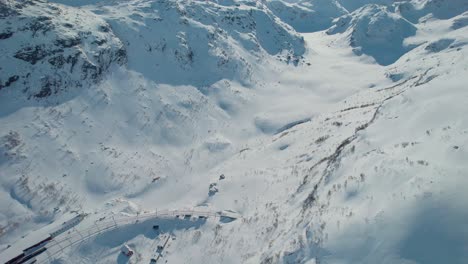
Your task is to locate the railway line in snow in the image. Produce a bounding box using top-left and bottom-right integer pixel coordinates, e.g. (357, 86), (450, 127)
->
(3, 209), (239, 264)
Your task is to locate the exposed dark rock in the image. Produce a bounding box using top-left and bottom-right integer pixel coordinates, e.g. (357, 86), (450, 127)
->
(0, 31), (13, 39)
(63, 22), (74, 29)
(54, 36), (81, 48)
(14, 45), (49, 65)
(0, 75), (19, 90)
(81, 60), (99, 81)
(93, 39), (107, 46)
(0, 2), (19, 18)
(1, 0), (127, 99)
(115, 47), (127, 64)
(26, 16), (53, 36)
(35, 76), (60, 98)
(68, 52), (81, 73)
(48, 55), (66, 68)
(99, 25), (110, 32)
(208, 183), (218, 196)
(35, 85), (52, 98)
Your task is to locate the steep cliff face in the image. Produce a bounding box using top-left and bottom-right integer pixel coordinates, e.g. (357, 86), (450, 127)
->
(0, 0), (126, 99)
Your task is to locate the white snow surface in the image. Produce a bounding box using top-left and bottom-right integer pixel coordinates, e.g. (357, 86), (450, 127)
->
(0, 0), (468, 263)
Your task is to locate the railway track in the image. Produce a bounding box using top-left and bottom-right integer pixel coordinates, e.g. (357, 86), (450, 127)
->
(3, 210), (238, 264)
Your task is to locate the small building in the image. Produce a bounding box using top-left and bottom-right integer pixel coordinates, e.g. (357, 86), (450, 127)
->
(121, 244), (134, 257)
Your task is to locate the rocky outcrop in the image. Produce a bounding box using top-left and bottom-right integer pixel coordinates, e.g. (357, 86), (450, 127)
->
(0, 0), (126, 98)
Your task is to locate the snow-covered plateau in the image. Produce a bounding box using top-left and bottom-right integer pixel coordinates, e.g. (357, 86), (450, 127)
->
(0, 0), (467, 263)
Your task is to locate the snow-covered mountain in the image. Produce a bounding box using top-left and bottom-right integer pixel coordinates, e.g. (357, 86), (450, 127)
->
(326, 4), (419, 65)
(266, 0), (347, 32)
(50, 0), (307, 86)
(0, 0), (467, 263)
(0, 0), (126, 100)
(0, 0), (308, 246)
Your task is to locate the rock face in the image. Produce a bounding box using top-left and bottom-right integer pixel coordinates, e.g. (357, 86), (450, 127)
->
(0, 0), (126, 99)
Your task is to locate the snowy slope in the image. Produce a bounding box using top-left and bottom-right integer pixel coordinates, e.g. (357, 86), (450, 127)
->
(51, 0), (307, 86)
(326, 4), (418, 66)
(0, 0), (126, 100)
(1, 0), (468, 264)
(160, 13), (468, 263)
(266, 0), (347, 32)
(0, 0), (309, 247)
(397, 0), (468, 22)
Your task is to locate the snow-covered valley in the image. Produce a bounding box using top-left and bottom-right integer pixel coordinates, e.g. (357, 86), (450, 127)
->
(1, 0), (467, 263)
